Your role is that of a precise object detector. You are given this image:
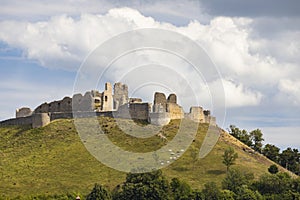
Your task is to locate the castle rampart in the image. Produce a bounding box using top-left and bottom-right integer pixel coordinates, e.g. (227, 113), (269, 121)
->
(0, 82), (217, 128)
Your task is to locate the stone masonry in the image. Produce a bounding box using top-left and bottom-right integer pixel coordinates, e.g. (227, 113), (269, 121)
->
(0, 82), (217, 128)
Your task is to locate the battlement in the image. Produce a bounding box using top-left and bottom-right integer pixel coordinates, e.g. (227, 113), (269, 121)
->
(0, 82), (216, 128)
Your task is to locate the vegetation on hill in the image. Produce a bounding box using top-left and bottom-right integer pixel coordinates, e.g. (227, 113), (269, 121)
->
(228, 125), (300, 175)
(0, 117), (295, 199)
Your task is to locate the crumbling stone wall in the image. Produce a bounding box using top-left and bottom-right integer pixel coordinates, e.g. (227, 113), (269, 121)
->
(34, 97), (72, 113)
(2, 82), (218, 128)
(113, 82), (129, 110)
(129, 98), (142, 103)
(166, 103), (184, 119)
(153, 92), (167, 112)
(72, 92), (94, 112)
(60, 97), (72, 112)
(114, 104), (130, 119)
(16, 107), (32, 118)
(115, 103), (151, 120)
(149, 112), (170, 126)
(0, 116), (32, 126)
(185, 107), (205, 122)
(204, 115), (216, 125)
(167, 94), (177, 104)
(34, 102), (49, 113)
(166, 94), (183, 119)
(129, 103), (151, 120)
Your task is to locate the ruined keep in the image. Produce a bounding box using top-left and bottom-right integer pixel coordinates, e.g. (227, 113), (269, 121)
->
(0, 82), (216, 128)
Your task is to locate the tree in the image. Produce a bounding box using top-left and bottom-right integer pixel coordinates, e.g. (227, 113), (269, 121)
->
(262, 144), (280, 163)
(228, 125), (252, 146)
(279, 147), (299, 173)
(170, 178), (192, 200)
(253, 172), (291, 195)
(268, 164), (279, 174)
(236, 185), (262, 200)
(86, 183), (111, 200)
(249, 129), (264, 153)
(292, 177), (300, 193)
(222, 168), (253, 193)
(113, 170), (170, 200)
(202, 182), (221, 200)
(222, 147), (238, 172)
(220, 190), (235, 200)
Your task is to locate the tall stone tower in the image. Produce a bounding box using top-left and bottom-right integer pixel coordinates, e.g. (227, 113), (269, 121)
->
(101, 82), (113, 111)
(113, 82), (129, 110)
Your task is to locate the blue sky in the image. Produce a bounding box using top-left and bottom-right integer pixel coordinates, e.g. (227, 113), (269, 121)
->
(0, 0), (299, 149)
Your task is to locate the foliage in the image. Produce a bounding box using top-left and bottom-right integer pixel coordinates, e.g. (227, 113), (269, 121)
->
(222, 147), (238, 172)
(228, 125), (252, 146)
(202, 182), (221, 200)
(112, 170), (170, 200)
(229, 125), (300, 175)
(268, 164), (278, 174)
(219, 190), (235, 200)
(1, 120), (297, 198)
(249, 129), (264, 153)
(235, 185), (262, 200)
(170, 178), (193, 200)
(222, 168), (253, 193)
(86, 183), (111, 200)
(262, 144), (280, 163)
(292, 177), (300, 193)
(279, 147), (300, 174)
(253, 172), (291, 195)
(263, 145), (300, 175)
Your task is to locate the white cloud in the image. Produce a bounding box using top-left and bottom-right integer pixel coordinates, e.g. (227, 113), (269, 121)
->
(0, 7), (299, 109)
(210, 79), (262, 108)
(278, 79), (300, 105)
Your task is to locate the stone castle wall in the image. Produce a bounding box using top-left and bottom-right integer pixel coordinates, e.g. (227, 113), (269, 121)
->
(0, 116), (33, 126)
(16, 107), (32, 118)
(166, 103), (184, 119)
(129, 103), (151, 120)
(185, 107), (205, 122)
(114, 103), (151, 120)
(32, 113), (50, 128)
(113, 82), (129, 109)
(1, 82), (217, 128)
(34, 97), (73, 113)
(149, 112), (170, 126)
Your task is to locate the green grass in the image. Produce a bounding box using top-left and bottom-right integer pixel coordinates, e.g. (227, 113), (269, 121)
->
(0, 117), (289, 198)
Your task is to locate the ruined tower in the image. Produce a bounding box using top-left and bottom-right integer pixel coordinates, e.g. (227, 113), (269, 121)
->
(101, 82), (113, 111)
(113, 82), (129, 110)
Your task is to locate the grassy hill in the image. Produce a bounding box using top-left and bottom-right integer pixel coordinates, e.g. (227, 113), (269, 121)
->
(0, 117), (290, 198)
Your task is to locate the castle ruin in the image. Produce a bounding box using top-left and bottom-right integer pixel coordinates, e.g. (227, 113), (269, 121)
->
(0, 82), (216, 128)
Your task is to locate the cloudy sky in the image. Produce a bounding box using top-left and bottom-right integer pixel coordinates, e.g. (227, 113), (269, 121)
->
(0, 0), (299, 149)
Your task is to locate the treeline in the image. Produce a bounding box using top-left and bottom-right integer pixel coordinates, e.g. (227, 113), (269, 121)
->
(228, 125), (300, 175)
(12, 168), (299, 200)
(86, 169), (300, 200)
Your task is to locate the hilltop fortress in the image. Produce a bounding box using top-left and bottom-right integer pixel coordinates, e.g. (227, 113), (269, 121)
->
(0, 82), (216, 128)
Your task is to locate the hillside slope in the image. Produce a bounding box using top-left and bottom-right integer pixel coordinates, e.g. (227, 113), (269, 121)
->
(0, 117), (290, 198)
